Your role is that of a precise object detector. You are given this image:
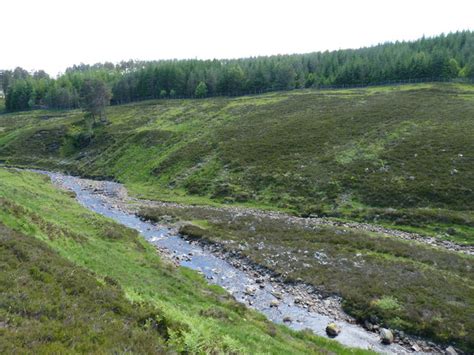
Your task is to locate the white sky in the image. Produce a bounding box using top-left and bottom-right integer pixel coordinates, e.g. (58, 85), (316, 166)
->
(2, 0), (473, 76)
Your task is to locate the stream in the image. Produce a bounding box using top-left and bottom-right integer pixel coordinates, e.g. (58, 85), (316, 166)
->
(44, 171), (417, 354)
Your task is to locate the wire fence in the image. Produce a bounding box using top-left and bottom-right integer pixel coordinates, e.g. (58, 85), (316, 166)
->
(112, 77), (474, 104)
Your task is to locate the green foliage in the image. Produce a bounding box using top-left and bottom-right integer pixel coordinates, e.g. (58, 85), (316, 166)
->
(80, 78), (112, 122)
(44, 81), (79, 109)
(3, 31), (474, 111)
(5, 79), (35, 111)
(194, 81), (208, 98)
(1, 83), (473, 242)
(141, 203), (474, 351)
(305, 73), (316, 88)
(0, 224), (168, 353)
(0, 169), (365, 354)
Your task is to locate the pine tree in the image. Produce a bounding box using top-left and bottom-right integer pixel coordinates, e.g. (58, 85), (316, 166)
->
(194, 81), (208, 98)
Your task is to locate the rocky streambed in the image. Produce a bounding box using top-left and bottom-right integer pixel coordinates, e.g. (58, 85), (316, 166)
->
(137, 200), (473, 256)
(42, 171), (456, 354)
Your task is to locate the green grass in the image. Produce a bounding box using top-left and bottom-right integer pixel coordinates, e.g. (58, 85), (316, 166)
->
(0, 224), (168, 353)
(1, 83), (473, 351)
(139, 203), (474, 351)
(0, 83), (473, 241)
(0, 168), (365, 354)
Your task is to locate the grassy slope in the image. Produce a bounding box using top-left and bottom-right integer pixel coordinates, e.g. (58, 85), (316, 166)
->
(140, 203), (474, 351)
(0, 224), (168, 353)
(0, 83), (473, 242)
(0, 168), (363, 354)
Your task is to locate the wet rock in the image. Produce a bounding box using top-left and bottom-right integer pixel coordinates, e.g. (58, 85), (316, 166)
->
(326, 323), (341, 337)
(283, 316), (292, 323)
(294, 297), (302, 304)
(270, 300), (280, 307)
(380, 328), (394, 344)
(245, 286), (256, 296)
(411, 343), (421, 352)
(363, 320), (374, 331)
(272, 291), (282, 299)
(445, 346), (458, 355)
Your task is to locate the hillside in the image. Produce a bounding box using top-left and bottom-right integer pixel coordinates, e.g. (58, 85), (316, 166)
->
(2, 31), (474, 111)
(1, 83), (473, 241)
(0, 168), (362, 354)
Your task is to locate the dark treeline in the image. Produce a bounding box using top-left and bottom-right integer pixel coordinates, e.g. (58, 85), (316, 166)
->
(1, 31), (474, 111)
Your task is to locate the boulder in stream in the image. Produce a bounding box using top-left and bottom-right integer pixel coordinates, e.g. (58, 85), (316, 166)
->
(326, 323), (341, 337)
(380, 328), (394, 344)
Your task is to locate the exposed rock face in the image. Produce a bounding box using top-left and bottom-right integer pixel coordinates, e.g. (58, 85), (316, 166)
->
(445, 346), (458, 355)
(326, 323), (341, 337)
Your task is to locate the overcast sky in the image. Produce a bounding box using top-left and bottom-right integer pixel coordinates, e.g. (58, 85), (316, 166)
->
(2, 0), (473, 76)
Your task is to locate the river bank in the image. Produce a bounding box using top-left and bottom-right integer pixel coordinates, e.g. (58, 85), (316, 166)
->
(40, 171), (472, 354)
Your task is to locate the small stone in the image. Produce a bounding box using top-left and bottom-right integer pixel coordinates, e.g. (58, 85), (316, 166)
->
(270, 300), (280, 307)
(245, 286), (256, 296)
(294, 297), (302, 304)
(445, 346), (458, 355)
(380, 328), (394, 344)
(326, 323), (341, 337)
(272, 291), (283, 299)
(283, 316), (292, 323)
(411, 343), (421, 352)
(364, 320), (374, 331)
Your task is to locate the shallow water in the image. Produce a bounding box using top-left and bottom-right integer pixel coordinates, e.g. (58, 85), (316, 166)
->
(45, 171), (412, 354)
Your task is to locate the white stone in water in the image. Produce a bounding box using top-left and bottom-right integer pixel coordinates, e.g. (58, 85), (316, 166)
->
(380, 328), (394, 344)
(245, 286), (256, 295)
(270, 300), (280, 307)
(445, 346), (458, 355)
